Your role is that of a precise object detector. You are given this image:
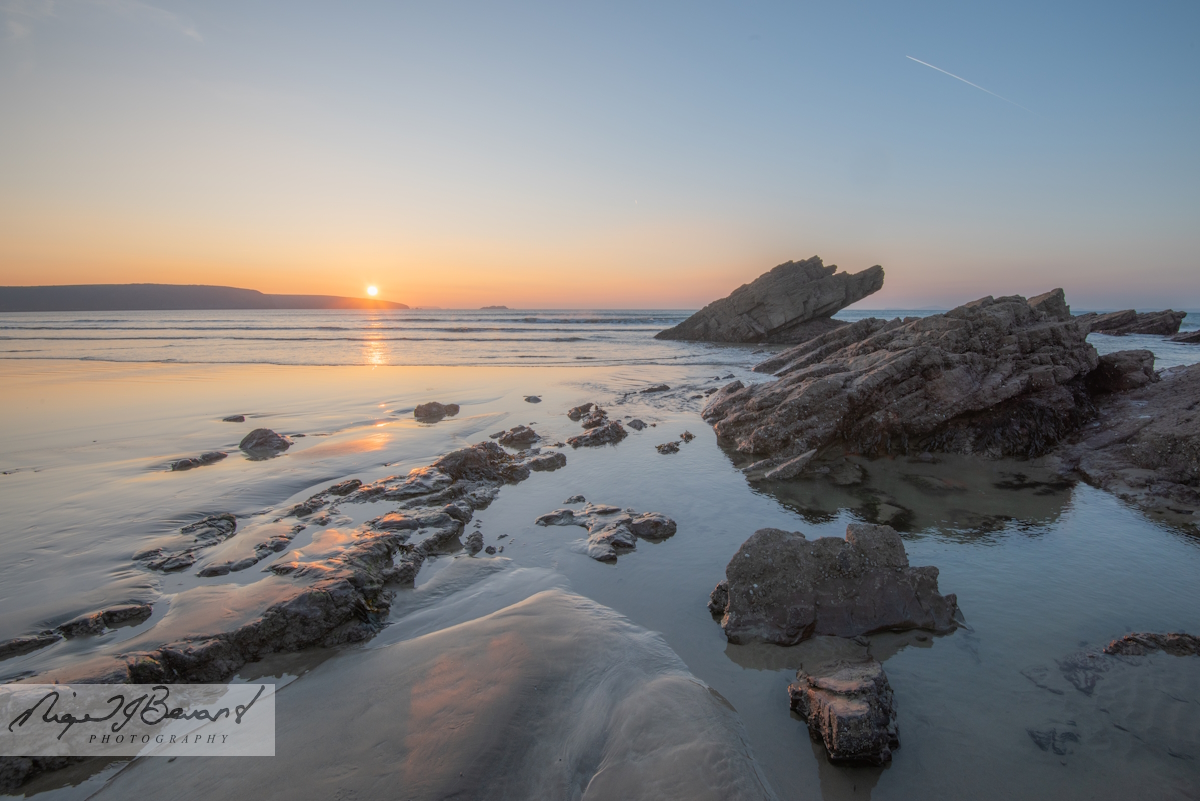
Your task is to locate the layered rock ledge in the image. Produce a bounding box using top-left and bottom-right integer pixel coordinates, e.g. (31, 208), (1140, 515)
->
(788, 659), (899, 765)
(1077, 309), (1186, 336)
(655, 256), (884, 344)
(703, 289), (1100, 465)
(709, 523), (958, 646)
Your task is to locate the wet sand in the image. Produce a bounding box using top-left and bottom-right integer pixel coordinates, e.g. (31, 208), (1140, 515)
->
(3, 358), (1200, 799)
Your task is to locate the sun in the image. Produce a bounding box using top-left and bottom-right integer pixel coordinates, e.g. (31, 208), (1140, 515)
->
(366, 286), (378, 297)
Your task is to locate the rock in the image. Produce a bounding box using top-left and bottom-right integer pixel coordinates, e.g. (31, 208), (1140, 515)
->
(1087, 350), (1157, 393)
(627, 419), (647, 431)
(326, 478), (362, 496)
(171, 451), (227, 471)
(567, 402), (594, 421)
(58, 604), (153, 637)
(581, 408), (608, 429)
(497, 425), (539, 447)
(239, 428), (291, 454)
(463, 530), (484, 555)
(764, 449), (817, 480)
(524, 395), (542, 403)
(1103, 631), (1200, 656)
(568, 420), (627, 448)
(564, 494), (586, 503)
(526, 451), (567, 472)
(536, 504), (677, 562)
(1056, 362), (1200, 522)
(680, 431), (695, 442)
(704, 290), (1100, 461)
(655, 256), (884, 343)
(222, 414), (246, 423)
(788, 659), (899, 765)
(432, 440), (532, 483)
(1170, 329), (1200, 344)
(1077, 309), (1186, 336)
(290, 497), (327, 517)
(484, 545), (497, 555)
(709, 524), (959, 645)
(642, 384), (670, 393)
(413, 401), (460, 419)
(656, 441), (680, 454)
(0, 632), (62, 660)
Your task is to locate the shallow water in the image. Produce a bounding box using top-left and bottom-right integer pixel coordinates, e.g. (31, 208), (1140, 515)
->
(2, 310), (1199, 800)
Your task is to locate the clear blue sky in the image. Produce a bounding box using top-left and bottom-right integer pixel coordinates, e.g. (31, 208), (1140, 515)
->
(1, 0), (1197, 309)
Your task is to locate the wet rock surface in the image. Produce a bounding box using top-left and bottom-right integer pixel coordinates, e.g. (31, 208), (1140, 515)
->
(788, 658), (899, 765)
(709, 524), (959, 645)
(134, 514), (239, 573)
(239, 428), (291, 455)
(222, 414), (246, 422)
(627, 418), (647, 431)
(170, 451), (227, 471)
(704, 290), (1100, 463)
(568, 420), (627, 448)
(655, 256), (884, 344)
(1169, 329), (1200, 344)
(413, 401), (460, 419)
(1056, 362), (1200, 523)
(91, 590), (778, 801)
(1103, 631), (1200, 657)
(497, 425), (539, 447)
(57, 604), (153, 638)
(656, 441), (680, 454)
(1086, 350), (1157, 393)
(1077, 309), (1186, 336)
(566, 402), (594, 421)
(536, 503), (676, 562)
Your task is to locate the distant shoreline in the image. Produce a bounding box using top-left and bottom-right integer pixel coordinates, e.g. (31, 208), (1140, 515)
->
(0, 284), (408, 312)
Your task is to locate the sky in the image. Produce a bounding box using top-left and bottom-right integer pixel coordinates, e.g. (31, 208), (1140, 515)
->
(1, 1), (1197, 310)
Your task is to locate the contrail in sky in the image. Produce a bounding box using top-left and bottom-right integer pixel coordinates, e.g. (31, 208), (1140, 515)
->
(906, 56), (1035, 114)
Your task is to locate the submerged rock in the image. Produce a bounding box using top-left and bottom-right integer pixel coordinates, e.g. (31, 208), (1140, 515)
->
(497, 425), (539, 447)
(642, 384), (670, 393)
(704, 290), (1100, 461)
(170, 451), (227, 471)
(1077, 309), (1186, 336)
(1056, 362), (1200, 522)
(627, 418), (647, 431)
(655, 256), (884, 344)
(537, 504), (677, 562)
(788, 659), (899, 765)
(135, 514), (239, 573)
(414, 401), (460, 419)
(709, 524), (959, 645)
(568, 420), (627, 448)
(1103, 631), (1200, 656)
(239, 428), (291, 455)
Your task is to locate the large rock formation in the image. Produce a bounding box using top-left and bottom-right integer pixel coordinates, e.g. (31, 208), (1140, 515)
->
(708, 524), (958, 646)
(788, 659), (899, 765)
(1076, 309), (1186, 336)
(703, 289), (1100, 465)
(655, 256), (884, 344)
(1055, 362), (1200, 524)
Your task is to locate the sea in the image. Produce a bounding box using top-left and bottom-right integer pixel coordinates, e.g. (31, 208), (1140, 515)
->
(1, 307), (1198, 800)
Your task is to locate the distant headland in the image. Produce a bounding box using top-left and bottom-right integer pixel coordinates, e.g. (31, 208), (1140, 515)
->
(480, 305), (509, 310)
(0, 284), (409, 312)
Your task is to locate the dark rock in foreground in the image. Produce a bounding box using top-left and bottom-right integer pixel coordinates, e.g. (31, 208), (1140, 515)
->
(655, 256), (884, 344)
(788, 659), (899, 765)
(171, 451), (227, 471)
(1056, 362), (1200, 523)
(1077, 309), (1186, 336)
(704, 289), (1099, 465)
(414, 401), (460, 419)
(239, 428), (290, 454)
(709, 524), (958, 645)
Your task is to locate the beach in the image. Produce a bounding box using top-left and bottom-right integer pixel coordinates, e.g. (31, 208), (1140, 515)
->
(2, 308), (1200, 799)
